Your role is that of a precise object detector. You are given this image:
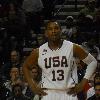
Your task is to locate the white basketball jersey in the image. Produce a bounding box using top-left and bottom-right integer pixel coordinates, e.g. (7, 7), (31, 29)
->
(38, 40), (78, 89)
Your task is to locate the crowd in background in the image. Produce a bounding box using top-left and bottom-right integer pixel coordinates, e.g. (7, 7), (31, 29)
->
(0, 0), (100, 100)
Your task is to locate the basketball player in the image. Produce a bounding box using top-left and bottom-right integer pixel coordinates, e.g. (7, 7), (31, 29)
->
(22, 20), (97, 100)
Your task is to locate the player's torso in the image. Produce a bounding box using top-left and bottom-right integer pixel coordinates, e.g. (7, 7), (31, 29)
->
(38, 40), (75, 89)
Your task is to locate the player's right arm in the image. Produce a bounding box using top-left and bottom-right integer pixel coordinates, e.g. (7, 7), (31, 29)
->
(22, 48), (47, 96)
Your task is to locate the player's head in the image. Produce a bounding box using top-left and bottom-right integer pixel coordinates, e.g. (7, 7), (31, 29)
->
(45, 20), (62, 42)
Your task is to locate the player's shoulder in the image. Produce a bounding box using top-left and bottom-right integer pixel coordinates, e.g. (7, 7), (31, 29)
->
(31, 42), (48, 54)
(73, 43), (83, 53)
(40, 42), (48, 47)
(73, 43), (85, 51)
(63, 40), (73, 45)
(39, 42), (48, 49)
(73, 43), (88, 59)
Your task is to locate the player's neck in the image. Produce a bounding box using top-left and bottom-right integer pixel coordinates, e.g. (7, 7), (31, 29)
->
(48, 40), (63, 50)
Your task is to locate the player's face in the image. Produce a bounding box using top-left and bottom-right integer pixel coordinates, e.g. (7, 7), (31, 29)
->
(45, 22), (62, 42)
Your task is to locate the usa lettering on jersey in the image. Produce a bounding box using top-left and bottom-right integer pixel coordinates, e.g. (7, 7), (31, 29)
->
(44, 56), (68, 81)
(44, 56), (68, 68)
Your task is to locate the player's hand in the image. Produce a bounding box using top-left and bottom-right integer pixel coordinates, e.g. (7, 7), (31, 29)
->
(33, 87), (48, 96)
(67, 83), (83, 96)
(67, 78), (88, 96)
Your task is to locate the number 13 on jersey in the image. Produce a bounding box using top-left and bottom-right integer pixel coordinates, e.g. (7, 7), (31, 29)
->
(44, 56), (68, 81)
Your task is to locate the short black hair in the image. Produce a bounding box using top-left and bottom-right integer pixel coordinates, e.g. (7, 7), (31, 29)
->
(45, 19), (61, 30)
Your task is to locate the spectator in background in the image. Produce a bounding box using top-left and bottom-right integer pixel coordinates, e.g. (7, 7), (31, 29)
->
(74, 13), (89, 44)
(87, 72), (100, 100)
(0, 84), (11, 100)
(25, 66), (41, 100)
(76, 14), (94, 43)
(7, 84), (30, 100)
(94, 8), (100, 42)
(4, 2), (26, 42)
(84, 15), (94, 32)
(8, 36), (23, 52)
(94, 72), (100, 100)
(1, 49), (22, 80)
(4, 67), (21, 92)
(0, 74), (11, 100)
(23, 29), (38, 48)
(62, 16), (77, 41)
(76, 12), (86, 33)
(19, 66), (25, 82)
(32, 66), (42, 85)
(22, 0), (44, 34)
(79, 0), (97, 17)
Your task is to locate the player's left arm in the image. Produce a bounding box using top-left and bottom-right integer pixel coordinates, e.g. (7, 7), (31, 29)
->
(68, 44), (97, 95)
(73, 44), (97, 80)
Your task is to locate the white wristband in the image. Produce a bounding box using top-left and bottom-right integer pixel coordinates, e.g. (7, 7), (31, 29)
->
(84, 61), (97, 80)
(82, 53), (97, 80)
(82, 53), (96, 65)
